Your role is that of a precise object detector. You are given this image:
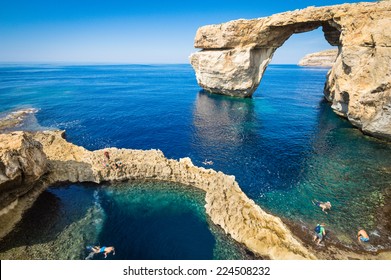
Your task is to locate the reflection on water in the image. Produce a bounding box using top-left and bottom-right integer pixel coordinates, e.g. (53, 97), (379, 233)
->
(193, 91), (258, 146)
(192, 90), (307, 199)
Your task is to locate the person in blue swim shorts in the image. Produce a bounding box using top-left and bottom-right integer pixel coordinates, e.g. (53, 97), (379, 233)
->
(357, 229), (369, 242)
(85, 245), (115, 259)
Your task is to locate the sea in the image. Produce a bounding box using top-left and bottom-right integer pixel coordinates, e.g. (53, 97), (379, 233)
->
(0, 64), (390, 259)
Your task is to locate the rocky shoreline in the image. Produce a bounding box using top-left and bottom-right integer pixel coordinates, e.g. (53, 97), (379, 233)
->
(1, 129), (390, 260)
(0, 130), (315, 260)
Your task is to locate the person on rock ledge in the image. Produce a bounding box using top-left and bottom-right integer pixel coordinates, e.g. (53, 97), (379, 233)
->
(313, 223), (326, 245)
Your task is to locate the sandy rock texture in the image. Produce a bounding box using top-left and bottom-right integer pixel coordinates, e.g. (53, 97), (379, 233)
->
(298, 49), (338, 67)
(0, 131), (315, 260)
(0, 132), (47, 211)
(190, 1), (391, 140)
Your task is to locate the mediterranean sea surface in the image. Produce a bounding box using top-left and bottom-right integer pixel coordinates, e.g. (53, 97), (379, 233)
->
(0, 64), (390, 259)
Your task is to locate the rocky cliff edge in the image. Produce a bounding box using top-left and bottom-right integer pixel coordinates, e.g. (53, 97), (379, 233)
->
(0, 131), (315, 260)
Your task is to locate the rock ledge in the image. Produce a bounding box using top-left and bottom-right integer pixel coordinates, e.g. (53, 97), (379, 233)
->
(0, 131), (315, 260)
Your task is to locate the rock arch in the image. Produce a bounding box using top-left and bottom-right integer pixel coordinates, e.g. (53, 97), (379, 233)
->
(190, 2), (391, 140)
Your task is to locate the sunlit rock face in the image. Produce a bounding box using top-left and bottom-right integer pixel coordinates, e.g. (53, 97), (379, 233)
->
(190, 1), (391, 140)
(0, 132), (47, 211)
(298, 49), (338, 67)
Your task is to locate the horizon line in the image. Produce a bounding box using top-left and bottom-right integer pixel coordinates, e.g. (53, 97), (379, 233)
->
(0, 62), (304, 66)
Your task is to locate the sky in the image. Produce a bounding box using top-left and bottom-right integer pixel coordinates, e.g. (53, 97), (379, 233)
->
(0, 0), (375, 64)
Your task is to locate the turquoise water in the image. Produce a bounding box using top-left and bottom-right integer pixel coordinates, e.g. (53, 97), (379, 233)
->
(0, 64), (390, 258)
(0, 182), (251, 260)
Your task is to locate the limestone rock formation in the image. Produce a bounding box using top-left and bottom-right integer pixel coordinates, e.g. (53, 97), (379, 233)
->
(0, 131), (315, 260)
(298, 49), (338, 67)
(0, 132), (47, 210)
(190, 1), (391, 140)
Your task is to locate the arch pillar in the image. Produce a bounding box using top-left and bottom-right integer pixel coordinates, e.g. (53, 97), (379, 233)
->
(190, 1), (391, 140)
(190, 47), (276, 97)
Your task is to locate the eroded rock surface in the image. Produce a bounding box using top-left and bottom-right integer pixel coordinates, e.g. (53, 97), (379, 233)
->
(0, 131), (315, 260)
(0, 132), (47, 211)
(190, 1), (391, 140)
(298, 49), (338, 67)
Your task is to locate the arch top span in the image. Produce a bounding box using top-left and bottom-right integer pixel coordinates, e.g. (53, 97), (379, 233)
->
(190, 1), (391, 140)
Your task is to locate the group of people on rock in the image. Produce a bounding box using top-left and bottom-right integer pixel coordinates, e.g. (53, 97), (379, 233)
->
(101, 151), (123, 170)
(312, 199), (370, 246)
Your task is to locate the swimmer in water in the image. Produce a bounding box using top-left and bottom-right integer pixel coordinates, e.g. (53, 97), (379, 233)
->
(85, 245), (115, 259)
(312, 199), (331, 214)
(357, 229), (369, 243)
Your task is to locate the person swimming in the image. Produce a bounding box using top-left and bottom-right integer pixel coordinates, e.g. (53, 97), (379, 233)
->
(357, 229), (369, 242)
(202, 159), (213, 165)
(85, 245), (115, 259)
(312, 199), (332, 214)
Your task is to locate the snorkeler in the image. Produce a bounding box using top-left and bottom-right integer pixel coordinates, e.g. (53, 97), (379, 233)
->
(312, 199), (332, 214)
(85, 245), (115, 259)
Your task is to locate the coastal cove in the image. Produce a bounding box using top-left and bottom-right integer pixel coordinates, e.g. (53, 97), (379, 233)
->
(1, 64), (391, 259)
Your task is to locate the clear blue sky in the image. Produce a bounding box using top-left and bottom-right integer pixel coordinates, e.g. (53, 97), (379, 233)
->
(0, 0), (374, 64)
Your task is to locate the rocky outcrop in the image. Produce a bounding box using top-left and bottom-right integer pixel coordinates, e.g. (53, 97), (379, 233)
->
(190, 1), (391, 140)
(0, 131), (315, 260)
(0, 132), (47, 211)
(298, 49), (338, 67)
(0, 108), (39, 132)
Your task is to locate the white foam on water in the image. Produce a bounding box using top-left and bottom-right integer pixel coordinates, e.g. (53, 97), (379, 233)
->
(369, 230), (381, 237)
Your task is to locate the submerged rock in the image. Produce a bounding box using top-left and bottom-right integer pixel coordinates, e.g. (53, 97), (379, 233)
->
(298, 49), (338, 67)
(0, 108), (39, 132)
(190, 1), (391, 140)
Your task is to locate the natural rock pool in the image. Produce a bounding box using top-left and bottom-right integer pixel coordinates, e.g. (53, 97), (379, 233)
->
(0, 181), (253, 260)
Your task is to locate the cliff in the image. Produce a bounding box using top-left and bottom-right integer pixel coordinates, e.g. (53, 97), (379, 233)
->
(190, 1), (391, 140)
(298, 49), (338, 67)
(0, 130), (315, 260)
(0, 132), (47, 211)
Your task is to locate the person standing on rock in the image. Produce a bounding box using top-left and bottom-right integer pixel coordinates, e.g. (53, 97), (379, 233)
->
(313, 223), (326, 245)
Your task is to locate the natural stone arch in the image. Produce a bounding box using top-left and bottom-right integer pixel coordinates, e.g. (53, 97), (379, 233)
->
(190, 2), (391, 140)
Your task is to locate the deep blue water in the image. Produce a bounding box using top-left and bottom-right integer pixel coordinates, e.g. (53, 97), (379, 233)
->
(0, 64), (390, 258)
